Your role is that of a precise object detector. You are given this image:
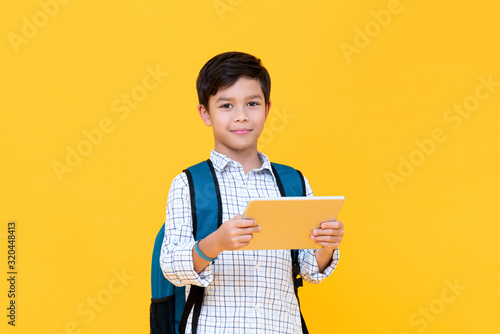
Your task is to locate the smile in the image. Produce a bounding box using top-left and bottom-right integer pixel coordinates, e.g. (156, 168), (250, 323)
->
(230, 129), (252, 135)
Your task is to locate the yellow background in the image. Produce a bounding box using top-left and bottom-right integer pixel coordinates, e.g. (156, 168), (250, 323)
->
(1, 0), (499, 333)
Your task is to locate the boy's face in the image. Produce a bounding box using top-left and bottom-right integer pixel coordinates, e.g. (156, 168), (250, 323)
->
(198, 77), (271, 157)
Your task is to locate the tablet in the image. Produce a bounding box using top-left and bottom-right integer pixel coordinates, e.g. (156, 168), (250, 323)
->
(240, 196), (345, 250)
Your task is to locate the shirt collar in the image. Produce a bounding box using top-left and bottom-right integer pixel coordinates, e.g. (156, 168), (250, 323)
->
(209, 149), (273, 175)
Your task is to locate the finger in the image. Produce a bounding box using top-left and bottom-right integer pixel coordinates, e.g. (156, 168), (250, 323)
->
(233, 241), (252, 250)
(310, 236), (341, 249)
(320, 220), (343, 229)
(251, 225), (261, 233)
(234, 218), (258, 228)
(311, 235), (343, 243)
(311, 228), (344, 237)
(234, 233), (254, 243)
(236, 225), (261, 235)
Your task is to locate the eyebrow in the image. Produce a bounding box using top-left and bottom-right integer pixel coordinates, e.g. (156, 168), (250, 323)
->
(247, 95), (263, 100)
(215, 95), (263, 103)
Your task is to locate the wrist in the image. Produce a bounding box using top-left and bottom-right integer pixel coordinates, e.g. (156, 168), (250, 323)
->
(195, 241), (218, 261)
(317, 246), (335, 258)
(197, 233), (222, 260)
(208, 229), (226, 254)
(315, 247), (335, 274)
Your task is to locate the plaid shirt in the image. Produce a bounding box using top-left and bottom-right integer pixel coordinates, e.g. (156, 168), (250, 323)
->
(160, 150), (340, 334)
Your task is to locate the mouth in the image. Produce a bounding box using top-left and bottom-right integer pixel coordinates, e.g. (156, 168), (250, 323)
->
(230, 129), (252, 135)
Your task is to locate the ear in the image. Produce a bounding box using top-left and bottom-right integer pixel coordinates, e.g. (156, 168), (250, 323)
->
(198, 104), (212, 126)
(264, 100), (271, 120)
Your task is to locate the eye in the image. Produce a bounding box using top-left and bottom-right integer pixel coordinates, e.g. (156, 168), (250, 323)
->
(248, 101), (259, 107)
(220, 103), (232, 109)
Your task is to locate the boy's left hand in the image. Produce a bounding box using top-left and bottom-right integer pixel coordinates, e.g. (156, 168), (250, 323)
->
(311, 220), (344, 251)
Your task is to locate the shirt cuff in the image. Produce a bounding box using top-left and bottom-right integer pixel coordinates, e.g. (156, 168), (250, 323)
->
(165, 241), (214, 287)
(300, 248), (340, 284)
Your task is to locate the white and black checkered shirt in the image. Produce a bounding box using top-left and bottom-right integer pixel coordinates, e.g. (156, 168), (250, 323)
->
(160, 150), (340, 334)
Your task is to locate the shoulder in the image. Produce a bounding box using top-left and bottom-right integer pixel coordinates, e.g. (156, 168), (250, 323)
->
(167, 159), (213, 196)
(170, 171), (189, 188)
(170, 160), (210, 187)
(269, 161), (307, 179)
(167, 171), (190, 200)
(269, 161), (314, 196)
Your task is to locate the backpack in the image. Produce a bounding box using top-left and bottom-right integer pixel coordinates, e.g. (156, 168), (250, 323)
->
(150, 159), (309, 334)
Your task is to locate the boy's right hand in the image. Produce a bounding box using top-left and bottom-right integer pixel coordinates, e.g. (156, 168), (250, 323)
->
(214, 214), (261, 251)
(193, 215), (261, 273)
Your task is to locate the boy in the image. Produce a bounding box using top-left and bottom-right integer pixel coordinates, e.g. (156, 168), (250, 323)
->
(160, 51), (345, 333)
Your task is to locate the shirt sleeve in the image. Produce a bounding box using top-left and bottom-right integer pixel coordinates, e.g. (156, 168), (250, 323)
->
(298, 174), (341, 284)
(159, 172), (214, 287)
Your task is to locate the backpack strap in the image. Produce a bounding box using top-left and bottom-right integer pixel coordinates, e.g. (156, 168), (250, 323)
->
(184, 159), (223, 240)
(270, 162), (306, 198)
(179, 159), (221, 334)
(271, 162), (309, 334)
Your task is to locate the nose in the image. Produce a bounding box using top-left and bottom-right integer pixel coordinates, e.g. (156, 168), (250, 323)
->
(234, 105), (249, 122)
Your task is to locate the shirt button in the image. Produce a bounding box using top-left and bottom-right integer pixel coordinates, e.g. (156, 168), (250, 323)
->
(254, 305), (260, 312)
(255, 264), (259, 270)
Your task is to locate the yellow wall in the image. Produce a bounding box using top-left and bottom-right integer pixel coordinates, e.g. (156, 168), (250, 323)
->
(2, 1), (499, 333)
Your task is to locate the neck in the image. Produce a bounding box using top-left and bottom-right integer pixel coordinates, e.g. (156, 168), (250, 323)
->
(213, 146), (262, 174)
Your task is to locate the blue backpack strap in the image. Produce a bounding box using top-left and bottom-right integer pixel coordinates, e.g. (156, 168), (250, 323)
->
(271, 162), (309, 334)
(179, 160), (221, 334)
(270, 162), (306, 197)
(183, 159), (223, 240)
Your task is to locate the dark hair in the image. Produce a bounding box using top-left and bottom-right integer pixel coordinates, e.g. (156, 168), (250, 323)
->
(196, 51), (271, 111)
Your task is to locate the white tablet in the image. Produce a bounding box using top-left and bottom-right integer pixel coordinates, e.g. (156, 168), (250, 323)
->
(240, 196), (345, 250)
